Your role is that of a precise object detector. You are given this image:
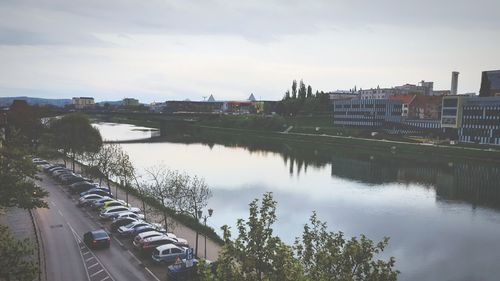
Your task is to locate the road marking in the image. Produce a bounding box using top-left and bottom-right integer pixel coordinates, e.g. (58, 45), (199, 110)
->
(51, 201), (56, 206)
(145, 267), (161, 281)
(126, 250), (142, 264)
(57, 209), (64, 217)
(100, 277), (110, 281)
(88, 263), (99, 269)
(82, 251), (91, 255)
(90, 269), (104, 277)
(85, 257), (95, 262)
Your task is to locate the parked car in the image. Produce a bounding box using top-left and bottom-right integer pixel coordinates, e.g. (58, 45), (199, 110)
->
(134, 235), (186, 254)
(151, 244), (187, 263)
(63, 176), (90, 185)
(83, 229), (111, 249)
(91, 197), (116, 210)
(45, 164), (65, 172)
(99, 206), (140, 220)
(78, 194), (107, 207)
(127, 225), (167, 239)
(117, 221), (150, 236)
(109, 217), (138, 232)
(68, 181), (99, 194)
(100, 200), (129, 211)
(32, 158), (49, 165)
(79, 187), (111, 198)
(111, 211), (144, 221)
(52, 169), (72, 177)
(133, 231), (164, 245)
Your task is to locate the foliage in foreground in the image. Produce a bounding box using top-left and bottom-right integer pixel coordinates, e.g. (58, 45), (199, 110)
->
(0, 225), (38, 281)
(198, 193), (399, 281)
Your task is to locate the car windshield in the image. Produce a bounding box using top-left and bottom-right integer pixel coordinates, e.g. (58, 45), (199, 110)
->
(124, 222), (136, 228)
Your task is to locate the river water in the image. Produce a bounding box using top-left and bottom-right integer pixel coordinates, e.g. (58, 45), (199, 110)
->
(94, 122), (500, 281)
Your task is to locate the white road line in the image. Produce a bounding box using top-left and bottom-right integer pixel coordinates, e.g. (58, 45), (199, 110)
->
(88, 263), (99, 269)
(82, 251), (91, 255)
(126, 250), (142, 264)
(50, 201), (56, 206)
(100, 276), (110, 281)
(85, 257), (95, 262)
(90, 269), (104, 277)
(144, 267), (161, 281)
(114, 238), (124, 247)
(57, 209), (64, 217)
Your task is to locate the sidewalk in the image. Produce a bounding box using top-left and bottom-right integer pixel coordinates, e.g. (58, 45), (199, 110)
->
(53, 159), (221, 261)
(0, 207), (44, 281)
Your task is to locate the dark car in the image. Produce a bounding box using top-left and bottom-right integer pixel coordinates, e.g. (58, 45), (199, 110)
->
(83, 230), (111, 249)
(109, 217), (138, 232)
(69, 182), (98, 194)
(80, 188), (112, 198)
(44, 164), (65, 172)
(63, 176), (89, 185)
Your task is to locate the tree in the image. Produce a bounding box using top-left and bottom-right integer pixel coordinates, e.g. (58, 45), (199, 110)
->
(294, 212), (399, 281)
(94, 143), (119, 190)
(0, 131), (48, 209)
(0, 225), (38, 281)
(145, 166), (177, 231)
(6, 100), (43, 152)
(299, 80), (307, 100)
(49, 114), (102, 171)
(113, 145), (134, 203)
(307, 85), (313, 98)
(284, 90), (291, 100)
(201, 192), (302, 281)
(291, 80), (298, 99)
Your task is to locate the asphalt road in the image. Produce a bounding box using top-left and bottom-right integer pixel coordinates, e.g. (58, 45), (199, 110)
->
(34, 173), (162, 281)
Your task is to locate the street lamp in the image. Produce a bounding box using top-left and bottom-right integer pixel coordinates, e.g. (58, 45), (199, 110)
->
(197, 208), (213, 259)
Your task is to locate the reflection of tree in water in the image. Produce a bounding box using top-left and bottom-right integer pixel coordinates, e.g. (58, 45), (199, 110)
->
(162, 125), (500, 211)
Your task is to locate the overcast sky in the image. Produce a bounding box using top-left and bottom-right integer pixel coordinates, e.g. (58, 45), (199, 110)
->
(0, 0), (499, 103)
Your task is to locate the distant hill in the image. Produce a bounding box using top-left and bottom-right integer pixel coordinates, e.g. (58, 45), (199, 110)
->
(0, 96), (72, 107)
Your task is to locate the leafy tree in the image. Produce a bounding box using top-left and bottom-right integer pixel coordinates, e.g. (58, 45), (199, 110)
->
(307, 85), (313, 98)
(294, 212), (399, 281)
(201, 192), (302, 281)
(0, 225), (38, 281)
(292, 80), (298, 99)
(299, 80), (307, 100)
(0, 131), (48, 209)
(49, 114), (102, 171)
(112, 145), (134, 203)
(284, 90), (291, 100)
(6, 100), (43, 152)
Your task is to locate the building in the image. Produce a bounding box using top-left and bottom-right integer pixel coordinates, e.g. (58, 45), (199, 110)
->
(333, 99), (402, 127)
(409, 95), (442, 120)
(451, 71), (459, 95)
(329, 90), (359, 101)
(359, 87), (398, 99)
(441, 95), (467, 129)
(164, 100), (223, 113)
(388, 95), (416, 117)
(459, 96), (500, 144)
(122, 98), (140, 106)
(479, 70), (500, 97)
(222, 101), (256, 114)
(72, 97), (95, 109)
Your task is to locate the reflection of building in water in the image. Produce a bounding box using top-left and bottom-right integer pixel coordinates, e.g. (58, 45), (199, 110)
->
(434, 163), (500, 209)
(329, 155), (500, 210)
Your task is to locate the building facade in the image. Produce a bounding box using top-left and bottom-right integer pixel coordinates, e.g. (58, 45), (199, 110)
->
(409, 95), (442, 120)
(72, 97), (95, 109)
(459, 97), (500, 145)
(441, 95), (467, 129)
(122, 98), (140, 106)
(333, 99), (402, 127)
(479, 70), (500, 97)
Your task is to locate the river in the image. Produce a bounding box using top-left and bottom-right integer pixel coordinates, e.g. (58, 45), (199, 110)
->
(94, 122), (500, 281)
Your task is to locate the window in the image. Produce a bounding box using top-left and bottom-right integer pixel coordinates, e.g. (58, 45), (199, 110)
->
(162, 249), (170, 255)
(443, 99), (458, 107)
(171, 248), (182, 254)
(443, 109), (457, 116)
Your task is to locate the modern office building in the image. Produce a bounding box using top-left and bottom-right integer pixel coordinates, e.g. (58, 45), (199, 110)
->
(333, 99), (402, 127)
(459, 97), (500, 145)
(441, 95), (467, 129)
(479, 70), (500, 97)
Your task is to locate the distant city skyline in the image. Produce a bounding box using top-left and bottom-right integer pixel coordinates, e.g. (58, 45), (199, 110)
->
(1, 0), (499, 103)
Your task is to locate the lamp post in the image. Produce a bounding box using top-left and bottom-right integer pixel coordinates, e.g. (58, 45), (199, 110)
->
(197, 208), (213, 259)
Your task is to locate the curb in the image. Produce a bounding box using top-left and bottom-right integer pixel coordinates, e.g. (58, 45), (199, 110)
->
(29, 209), (47, 281)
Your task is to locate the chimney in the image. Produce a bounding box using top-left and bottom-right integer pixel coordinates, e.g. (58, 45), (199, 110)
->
(451, 71), (459, 95)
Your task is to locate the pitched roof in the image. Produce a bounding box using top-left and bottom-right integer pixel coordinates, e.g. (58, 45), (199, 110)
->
(388, 94), (416, 104)
(207, 95), (216, 102)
